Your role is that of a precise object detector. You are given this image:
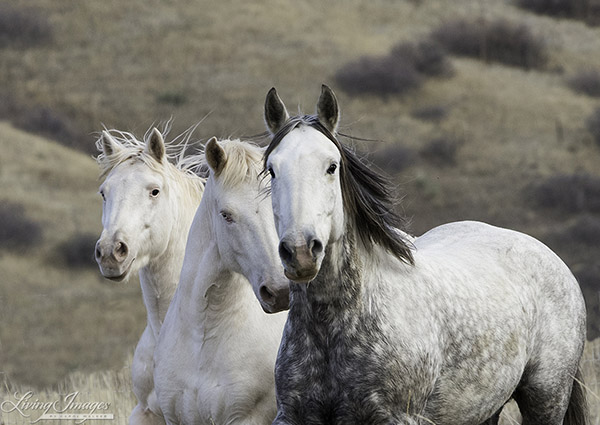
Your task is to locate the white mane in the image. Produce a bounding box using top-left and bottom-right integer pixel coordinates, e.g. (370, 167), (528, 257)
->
(95, 123), (206, 198)
(206, 138), (265, 188)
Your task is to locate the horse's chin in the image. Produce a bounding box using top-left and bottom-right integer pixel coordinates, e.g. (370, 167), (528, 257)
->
(104, 272), (130, 283)
(284, 269), (317, 284)
(101, 258), (136, 283)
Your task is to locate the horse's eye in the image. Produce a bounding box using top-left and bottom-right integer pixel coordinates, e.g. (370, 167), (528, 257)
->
(268, 167), (276, 179)
(150, 188), (160, 197)
(327, 163), (337, 175)
(220, 211), (234, 223)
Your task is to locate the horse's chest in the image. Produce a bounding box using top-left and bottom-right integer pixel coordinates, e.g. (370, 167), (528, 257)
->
(276, 313), (425, 424)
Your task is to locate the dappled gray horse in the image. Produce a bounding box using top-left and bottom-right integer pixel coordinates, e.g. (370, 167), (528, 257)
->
(262, 85), (587, 425)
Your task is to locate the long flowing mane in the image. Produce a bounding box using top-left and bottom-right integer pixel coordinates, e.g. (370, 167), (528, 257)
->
(95, 124), (205, 197)
(264, 115), (414, 265)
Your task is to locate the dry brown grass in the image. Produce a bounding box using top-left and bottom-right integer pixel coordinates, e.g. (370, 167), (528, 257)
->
(0, 123), (146, 388)
(1, 360), (136, 425)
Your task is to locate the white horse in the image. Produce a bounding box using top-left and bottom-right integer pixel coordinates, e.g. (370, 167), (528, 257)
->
(263, 86), (587, 424)
(154, 138), (289, 425)
(95, 127), (205, 425)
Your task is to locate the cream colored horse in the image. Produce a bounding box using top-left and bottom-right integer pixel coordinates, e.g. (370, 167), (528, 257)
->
(154, 138), (288, 425)
(95, 127), (205, 425)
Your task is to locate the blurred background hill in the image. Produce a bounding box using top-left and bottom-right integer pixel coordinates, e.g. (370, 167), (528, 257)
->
(0, 0), (599, 409)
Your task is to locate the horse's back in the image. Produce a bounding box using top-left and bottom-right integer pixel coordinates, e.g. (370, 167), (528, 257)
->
(414, 220), (585, 343)
(414, 220), (584, 313)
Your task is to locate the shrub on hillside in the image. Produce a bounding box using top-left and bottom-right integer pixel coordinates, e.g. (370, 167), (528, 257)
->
(431, 18), (547, 70)
(517, 0), (585, 16)
(58, 233), (98, 268)
(532, 174), (600, 213)
(156, 91), (188, 106)
(569, 215), (600, 245)
(0, 95), (92, 154)
(0, 5), (53, 47)
(411, 105), (448, 122)
(335, 54), (423, 97)
(516, 0), (600, 25)
(0, 202), (43, 252)
(547, 215), (600, 248)
(390, 40), (454, 78)
(419, 136), (461, 166)
(334, 40), (452, 97)
(567, 70), (600, 97)
(0, 90), (19, 119)
(586, 107), (600, 146)
(370, 144), (417, 174)
(14, 106), (92, 154)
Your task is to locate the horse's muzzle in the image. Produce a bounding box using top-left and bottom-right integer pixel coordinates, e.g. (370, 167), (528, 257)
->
(278, 238), (321, 284)
(259, 282), (290, 313)
(95, 238), (134, 282)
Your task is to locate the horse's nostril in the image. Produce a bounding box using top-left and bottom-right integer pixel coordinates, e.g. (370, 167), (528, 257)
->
(260, 285), (275, 303)
(114, 240), (129, 261)
(95, 243), (102, 260)
(278, 240), (294, 263)
(310, 238), (323, 257)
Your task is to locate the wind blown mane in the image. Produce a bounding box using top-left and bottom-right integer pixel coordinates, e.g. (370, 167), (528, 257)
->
(95, 124), (205, 197)
(208, 139), (266, 188)
(264, 115), (414, 265)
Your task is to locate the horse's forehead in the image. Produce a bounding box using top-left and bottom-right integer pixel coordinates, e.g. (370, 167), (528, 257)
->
(105, 158), (162, 185)
(277, 126), (340, 162)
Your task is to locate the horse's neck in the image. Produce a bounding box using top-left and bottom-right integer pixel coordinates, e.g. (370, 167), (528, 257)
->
(198, 272), (255, 334)
(174, 259), (257, 341)
(139, 178), (203, 339)
(139, 258), (182, 339)
(171, 198), (257, 338)
(292, 230), (400, 318)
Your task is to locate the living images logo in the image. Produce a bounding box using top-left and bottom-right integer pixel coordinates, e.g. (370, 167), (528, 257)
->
(1, 391), (113, 423)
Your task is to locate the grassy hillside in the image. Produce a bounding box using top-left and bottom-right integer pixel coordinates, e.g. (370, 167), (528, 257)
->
(1, 0), (599, 418)
(0, 123), (146, 388)
(0, 360), (136, 425)
(2, 0), (598, 232)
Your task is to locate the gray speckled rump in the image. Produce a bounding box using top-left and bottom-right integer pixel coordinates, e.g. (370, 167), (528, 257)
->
(264, 86), (588, 425)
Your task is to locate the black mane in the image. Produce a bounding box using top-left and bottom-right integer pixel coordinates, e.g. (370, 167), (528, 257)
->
(264, 115), (414, 265)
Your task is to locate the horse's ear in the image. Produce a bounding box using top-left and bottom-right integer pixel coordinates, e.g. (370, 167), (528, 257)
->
(205, 137), (226, 176)
(101, 131), (121, 156)
(317, 84), (340, 134)
(146, 128), (165, 163)
(264, 87), (289, 136)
